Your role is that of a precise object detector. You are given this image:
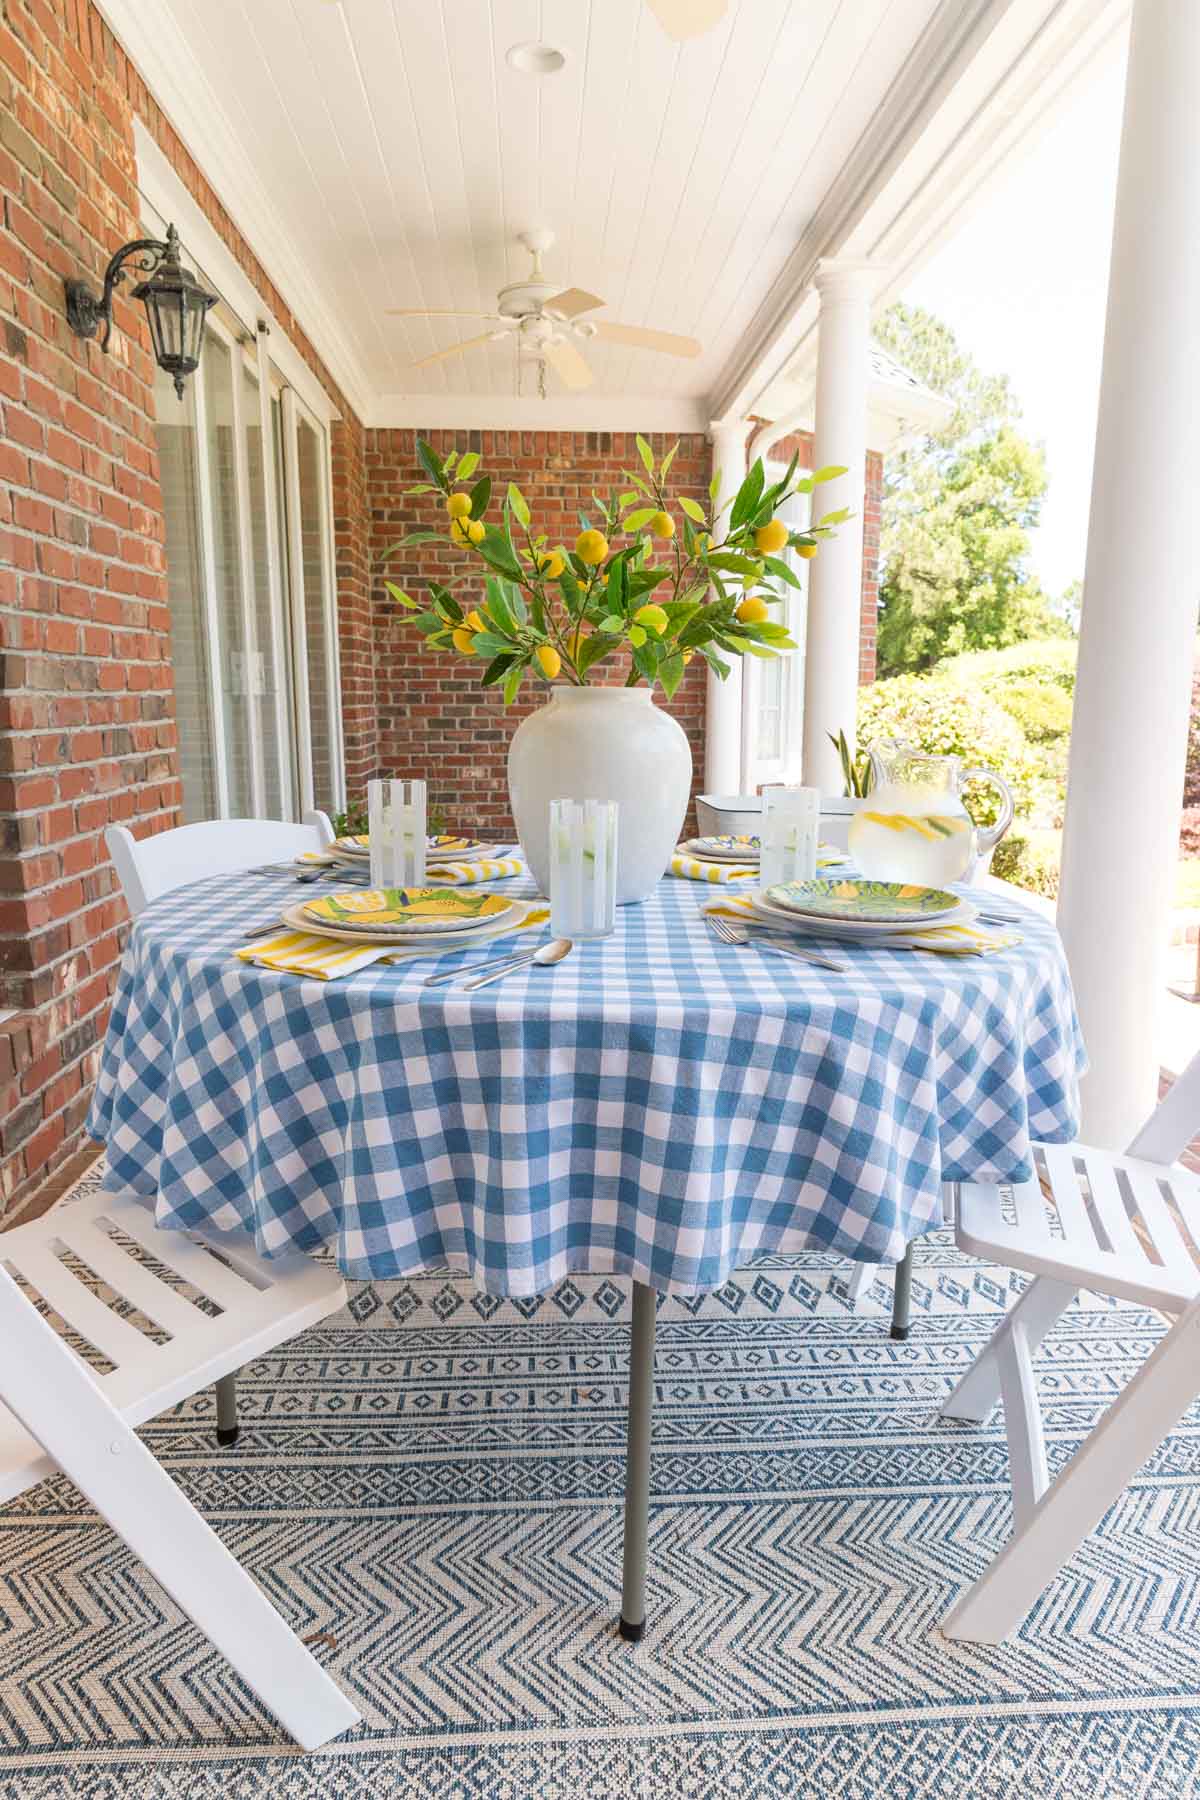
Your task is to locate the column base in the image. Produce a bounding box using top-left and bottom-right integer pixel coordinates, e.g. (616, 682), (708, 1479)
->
(618, 1615), (646, 1643)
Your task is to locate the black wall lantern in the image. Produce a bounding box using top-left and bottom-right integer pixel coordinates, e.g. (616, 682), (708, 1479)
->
(64, 223), (217, 399)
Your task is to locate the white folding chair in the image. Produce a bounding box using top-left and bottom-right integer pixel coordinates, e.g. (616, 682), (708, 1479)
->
(0, 1185), (359, 1749)
(940, 1047), (1200, 1643)
(106, 811), (334, 918)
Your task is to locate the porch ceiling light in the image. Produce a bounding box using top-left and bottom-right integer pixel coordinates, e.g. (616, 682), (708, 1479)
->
(64, 223), (217, 399)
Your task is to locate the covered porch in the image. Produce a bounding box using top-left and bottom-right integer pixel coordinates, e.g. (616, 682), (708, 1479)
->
(1, 0), (1198, 1792)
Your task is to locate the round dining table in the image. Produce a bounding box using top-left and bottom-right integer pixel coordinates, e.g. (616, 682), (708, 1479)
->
(89, 863), (1085, 1640)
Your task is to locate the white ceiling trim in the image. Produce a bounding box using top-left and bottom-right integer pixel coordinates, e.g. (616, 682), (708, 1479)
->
(365, 393), (710, 434)
(133, 123), (338, 427)
(709, 0), (1014, 424)
(96, 0), (374, 424)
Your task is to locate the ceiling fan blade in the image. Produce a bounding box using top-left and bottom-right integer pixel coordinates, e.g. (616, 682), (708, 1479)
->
(388, 308), (506, 322)
(593, 321), (702, 358)
(647, 0), (730, 41)
(407, 333), (504, 370)
(545, 287), (605, 320)
(544, 338), (594, 391)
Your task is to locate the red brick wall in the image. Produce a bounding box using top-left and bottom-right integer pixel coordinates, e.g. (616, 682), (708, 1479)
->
(0, 0), (362, 1219)
(366, 429), (712, 839)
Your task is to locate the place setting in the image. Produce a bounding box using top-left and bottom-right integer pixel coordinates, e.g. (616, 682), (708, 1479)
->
(702, 784), (1022, 962)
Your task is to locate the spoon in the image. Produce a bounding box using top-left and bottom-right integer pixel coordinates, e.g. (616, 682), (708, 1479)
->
(424, 936), (573, 990)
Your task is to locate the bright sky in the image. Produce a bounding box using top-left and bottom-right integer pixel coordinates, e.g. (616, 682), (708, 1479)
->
(902, 42), (1128, 601)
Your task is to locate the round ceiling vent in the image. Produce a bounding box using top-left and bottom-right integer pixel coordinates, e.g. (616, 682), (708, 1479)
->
(505, 42), (567, 76)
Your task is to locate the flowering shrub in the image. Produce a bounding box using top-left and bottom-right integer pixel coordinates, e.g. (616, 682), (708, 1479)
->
(857, 673), (1043, 826)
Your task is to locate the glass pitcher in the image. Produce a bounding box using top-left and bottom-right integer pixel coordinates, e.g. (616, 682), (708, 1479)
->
(847, 742), (1015, 885)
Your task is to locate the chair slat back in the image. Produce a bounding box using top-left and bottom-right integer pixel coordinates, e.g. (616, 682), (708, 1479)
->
(1126, 1045), (1200, 1166)
(106, 812), (333, 917)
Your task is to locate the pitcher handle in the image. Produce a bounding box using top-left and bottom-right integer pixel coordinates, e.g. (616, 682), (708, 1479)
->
(963, 767), (1015, 855)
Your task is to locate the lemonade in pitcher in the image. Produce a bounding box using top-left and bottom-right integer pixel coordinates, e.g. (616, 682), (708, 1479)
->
(847, 744), (1014, 886)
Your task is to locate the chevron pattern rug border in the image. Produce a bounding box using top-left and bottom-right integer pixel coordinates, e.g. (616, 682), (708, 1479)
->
(0, 1164), (1198, 1799)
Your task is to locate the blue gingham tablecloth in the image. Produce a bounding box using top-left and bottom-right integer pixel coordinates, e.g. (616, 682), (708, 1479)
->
(87, 867), (1085, 1295)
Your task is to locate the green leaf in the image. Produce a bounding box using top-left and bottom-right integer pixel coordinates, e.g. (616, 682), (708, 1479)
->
(622, 470), (651, 495)
(403, 484), (436, 495)
(657, 651), (685, 700)
(471, 631), (517, 657)
(629, 623), (647, 648)
(679, 495), (707, 524)
(417, 438), (446, 490)
(576, 632), (619, 676)
(475, 526), (523, 581)
(625, 567), (671, 599)
(623, 507), (656, 532)
(636, 433), (655, 475)
(632, 644), (658, 684)
(481, 652), (517, 687)
(709, 468), (721, 503)
(484, 578), (516, 636)
(618, 491), (640, 509)
(810, 464), (848, 485)
(507, 585), (528, 627)
(430, 586), (463, 623)
(701, 645), (731, 679)
(412, 611), (444, 637)
(598, 614), (625, 634)
(818, 506), (852, 525)
(384, 581), (417, 609)
(659, 440), (679, 480)
(507, 482), (531, 529)
(762, 554), (800, 589)
(457, 451), (480, 482)
(729, 457), (764, 529)
(502, 663), (525, 705)
(707, 551), (762, 577)
(469, 474), (491, 518)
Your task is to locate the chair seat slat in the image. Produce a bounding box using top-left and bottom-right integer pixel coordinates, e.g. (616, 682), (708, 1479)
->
(105, 1205), (278, 1314)
(1038, 1145), (1097, 1251)
(3, 1243), (155, 1369)
(59, 1217), (208, 1339)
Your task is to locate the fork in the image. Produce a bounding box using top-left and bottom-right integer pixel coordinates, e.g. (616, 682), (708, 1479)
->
(708, 915), (848, 972)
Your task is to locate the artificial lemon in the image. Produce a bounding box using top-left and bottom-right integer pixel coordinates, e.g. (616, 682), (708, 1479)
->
(694, 532), (711, 556)
(754, 518), (788, 554)
(736, 594), (769, 624)
(451, 627), (476, 655)
(797, 542), (817, 559)
(449, 519), (471, 546)
(538, 551), (565, 580)
(647, 510), (674, 539)
(682, 649), (694, 663)
(633, 603), (668, 635)
(535, 644), (562, 679)
(575, 529), (608, 566)
(465, 610), (485, 632)
(446, 492), (472, 520)
(466, 519), (486, 544)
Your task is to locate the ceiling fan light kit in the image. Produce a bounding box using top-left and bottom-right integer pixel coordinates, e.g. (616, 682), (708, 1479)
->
(387, 229), (701, 397)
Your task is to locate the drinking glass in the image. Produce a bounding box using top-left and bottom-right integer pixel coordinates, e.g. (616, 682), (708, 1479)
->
(759, 785), (820, 889)
(548, 799), (618, 941)
(368, 778), (427, 889)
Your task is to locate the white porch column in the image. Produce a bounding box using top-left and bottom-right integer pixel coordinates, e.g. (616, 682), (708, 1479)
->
(1056, 0), (1200, 1148)
(801, 261), (875, 795)
(705, 417), (748, 794)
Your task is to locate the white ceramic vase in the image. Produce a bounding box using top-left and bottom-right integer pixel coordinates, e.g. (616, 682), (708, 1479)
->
(507, 686), (693, 904)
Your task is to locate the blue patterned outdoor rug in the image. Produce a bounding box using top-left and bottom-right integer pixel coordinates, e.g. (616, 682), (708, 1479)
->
(1, 1167), (1198, 1798)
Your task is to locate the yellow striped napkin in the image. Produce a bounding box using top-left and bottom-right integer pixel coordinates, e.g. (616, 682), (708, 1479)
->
(671, 853), (757, 883)
(426, 856), (524, 884)
(702, 894), (1020, 956)
(236, 931), (391, 979)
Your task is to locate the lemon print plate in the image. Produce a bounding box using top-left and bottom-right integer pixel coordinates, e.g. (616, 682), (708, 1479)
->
(333, 834), (488, 861)
(302, 887), (515, 937)
(687, 834), (762, 860)
(763, 879), (961, 926)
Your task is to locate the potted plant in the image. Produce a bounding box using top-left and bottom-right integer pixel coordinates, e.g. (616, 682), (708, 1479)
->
(381, 436), (846, 900)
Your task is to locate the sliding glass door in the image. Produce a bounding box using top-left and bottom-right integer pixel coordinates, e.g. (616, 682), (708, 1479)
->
(155, 311), (343, 823)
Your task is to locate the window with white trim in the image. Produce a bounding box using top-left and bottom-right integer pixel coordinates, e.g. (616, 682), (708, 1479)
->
(153, 305), (344, 823)
(742, 474), (811, 790)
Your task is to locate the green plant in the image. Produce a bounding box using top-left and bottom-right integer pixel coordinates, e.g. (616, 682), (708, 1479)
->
(334, 794), (447, 838)
(828, 729), (872, 797)
(380, 435), (848, 703)
(991, 827), (1062, 898)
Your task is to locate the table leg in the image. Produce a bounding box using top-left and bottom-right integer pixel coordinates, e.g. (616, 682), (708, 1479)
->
(619, 1280), (657, 1643)
(890, 1242), (915, 1341)
(215, 1371), (240, 1447)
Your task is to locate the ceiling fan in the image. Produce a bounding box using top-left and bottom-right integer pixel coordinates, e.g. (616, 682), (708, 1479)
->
(386, 229), (701, 393)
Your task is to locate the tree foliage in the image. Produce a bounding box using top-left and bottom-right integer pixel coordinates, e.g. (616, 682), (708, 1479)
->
(874, 304), (1070, 675)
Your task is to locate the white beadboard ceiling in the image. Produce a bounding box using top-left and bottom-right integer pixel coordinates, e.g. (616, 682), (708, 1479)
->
(120, 0), (946, 417)
(102, 0), (1126, 426)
